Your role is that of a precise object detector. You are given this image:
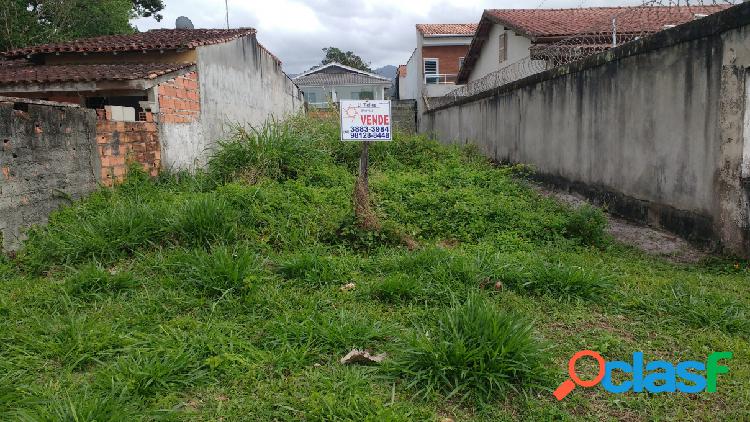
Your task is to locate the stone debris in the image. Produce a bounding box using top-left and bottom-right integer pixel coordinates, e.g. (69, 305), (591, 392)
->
(340, 349), (386, 365)
(340, 282), (356, 292)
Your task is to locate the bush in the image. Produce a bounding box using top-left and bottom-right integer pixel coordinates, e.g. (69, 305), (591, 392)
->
(389, 293), (549, 402)
(565, 205), (608, 247)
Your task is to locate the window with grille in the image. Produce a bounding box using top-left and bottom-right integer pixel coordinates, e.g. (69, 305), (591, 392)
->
(424, 59), (438, 83)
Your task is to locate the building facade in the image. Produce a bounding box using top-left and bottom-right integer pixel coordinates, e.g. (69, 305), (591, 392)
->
(398, 23), (477, 100)
(457, 6), (728, 85)
(292, 63), (391, 109)
(0, 28), (303, 173)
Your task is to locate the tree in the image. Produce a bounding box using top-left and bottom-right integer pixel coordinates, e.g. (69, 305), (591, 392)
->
(320, 47), (373, 73)
(0, 0), (165, 52)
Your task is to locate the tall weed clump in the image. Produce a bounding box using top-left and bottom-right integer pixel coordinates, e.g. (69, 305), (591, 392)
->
(171, 194), (238, 248)
(208, 119), (331, 184)
(170, 246), (262, 297)
(21, 198), (171, 272)
(390, 293), (549, 402)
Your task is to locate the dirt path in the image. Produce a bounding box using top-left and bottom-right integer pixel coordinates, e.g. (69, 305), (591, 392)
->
(534, 185), (708, 264)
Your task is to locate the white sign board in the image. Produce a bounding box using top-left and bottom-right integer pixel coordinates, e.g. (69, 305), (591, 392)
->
(340, 100), (392, 141)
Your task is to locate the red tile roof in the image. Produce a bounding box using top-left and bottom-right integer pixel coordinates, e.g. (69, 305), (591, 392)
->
(0, 62), (195, 86)
(456, 5), (728, 83)
(416, 24), (478, 36)
(485, 6), (728, 39)
(2, 28), (256, 59)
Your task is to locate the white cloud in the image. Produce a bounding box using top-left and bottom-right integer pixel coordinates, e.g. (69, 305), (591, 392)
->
(132, 0), (646, 73)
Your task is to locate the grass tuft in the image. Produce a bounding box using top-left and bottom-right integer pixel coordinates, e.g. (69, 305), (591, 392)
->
(389, 293), (549, 402)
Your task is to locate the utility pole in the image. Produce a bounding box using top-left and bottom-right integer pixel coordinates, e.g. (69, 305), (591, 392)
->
(225, 0), (230, 29)
(612, 17), (617, 47)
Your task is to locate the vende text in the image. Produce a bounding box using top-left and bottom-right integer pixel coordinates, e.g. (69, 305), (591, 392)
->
(360, 115), (390, 125)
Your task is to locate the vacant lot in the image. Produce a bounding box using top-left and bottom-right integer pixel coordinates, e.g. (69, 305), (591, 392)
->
(1, 116), (748, 421)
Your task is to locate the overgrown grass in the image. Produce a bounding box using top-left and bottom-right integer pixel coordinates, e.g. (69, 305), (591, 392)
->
(1, 115), (748, 420)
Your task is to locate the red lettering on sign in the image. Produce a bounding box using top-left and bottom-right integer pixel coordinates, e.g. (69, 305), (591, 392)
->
(358, 115), (390, 126)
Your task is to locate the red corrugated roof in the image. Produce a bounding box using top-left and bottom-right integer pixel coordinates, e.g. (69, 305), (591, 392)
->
(486, 6), (728, 38)
(2, 28), (256, 59)
(0, 62), (195, 85)
(416, 23), (478, 36)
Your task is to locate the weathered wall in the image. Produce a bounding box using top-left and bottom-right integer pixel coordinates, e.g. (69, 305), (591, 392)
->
(0, 98), (98, 250)
(423, 4), (750, 257)
(392, 100), (417, 134)
(468, 24), (539, 82)
(159, 35), (302, 171)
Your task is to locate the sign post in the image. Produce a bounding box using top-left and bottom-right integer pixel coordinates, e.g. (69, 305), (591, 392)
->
(340, 100), (391, 229)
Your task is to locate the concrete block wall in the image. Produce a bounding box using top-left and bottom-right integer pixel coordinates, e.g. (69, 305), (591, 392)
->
(0, 98), (98, 250)
(391, 100), (417, 134)
(422, 3), (750, 257)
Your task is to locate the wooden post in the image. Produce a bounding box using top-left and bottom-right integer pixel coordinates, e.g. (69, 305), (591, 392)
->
(359, 141), (370, 190)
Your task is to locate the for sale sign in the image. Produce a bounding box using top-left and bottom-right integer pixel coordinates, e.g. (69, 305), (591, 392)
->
(340, 100), (392, 141)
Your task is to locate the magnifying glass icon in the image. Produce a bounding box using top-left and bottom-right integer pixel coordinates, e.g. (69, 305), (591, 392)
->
(553, 350), (606, 401)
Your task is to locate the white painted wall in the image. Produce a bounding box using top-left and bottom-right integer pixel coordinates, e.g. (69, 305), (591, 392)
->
(468, 24), (536, 82)
(399, 48), (421, 100)
(160, 36), (303, 170)
(300, 84), (389, 106)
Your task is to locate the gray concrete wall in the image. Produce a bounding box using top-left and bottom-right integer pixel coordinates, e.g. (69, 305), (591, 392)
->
(0, 98), (98, 250)
(422, 4), (750, 257)
(392, 100), (417, 134)
(161, 35), (304, 170)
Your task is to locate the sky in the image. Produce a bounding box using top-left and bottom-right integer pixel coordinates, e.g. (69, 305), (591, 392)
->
(132, 0), (645, 74)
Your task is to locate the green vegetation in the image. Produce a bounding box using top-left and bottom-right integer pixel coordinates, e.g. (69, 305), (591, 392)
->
(1, 115), (748, 420)
(0, 0), (165, 52)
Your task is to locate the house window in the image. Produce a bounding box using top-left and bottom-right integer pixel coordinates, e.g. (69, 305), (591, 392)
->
(459, 57), (465, 70)
(424, 58), (438, 84)
(306, 92), (317, 104)
(359, 90), (374, 100)
(498, 33), (507, 63)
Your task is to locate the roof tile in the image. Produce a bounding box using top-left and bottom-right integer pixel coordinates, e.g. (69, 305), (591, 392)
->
(486, 6), (728, 38)
(0, 62), (195, 86)
(416, 24), (478, 36)
(2, 28), (256, 59)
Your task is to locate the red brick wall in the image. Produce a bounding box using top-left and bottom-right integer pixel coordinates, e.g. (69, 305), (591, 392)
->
(421, 45), (472, 76)
(158, 71), (200, 123)
(96, 119), (160, 186)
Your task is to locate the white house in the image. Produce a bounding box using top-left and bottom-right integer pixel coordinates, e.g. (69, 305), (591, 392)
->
(293, 62), (391, 108)
(457, 6), (729, 85)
